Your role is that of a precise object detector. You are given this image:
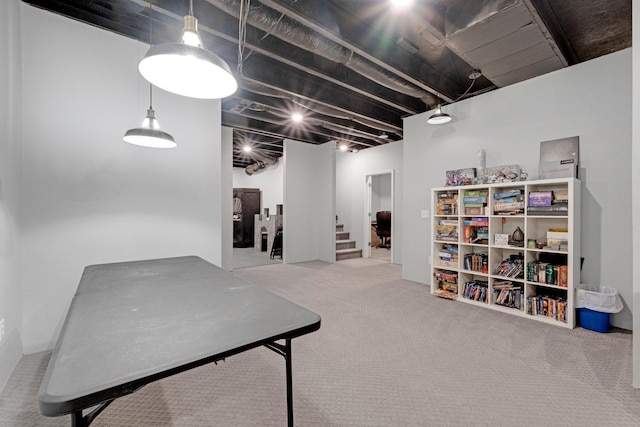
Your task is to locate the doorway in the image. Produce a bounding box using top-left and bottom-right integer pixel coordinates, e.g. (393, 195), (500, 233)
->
(365, 171), (393, 262)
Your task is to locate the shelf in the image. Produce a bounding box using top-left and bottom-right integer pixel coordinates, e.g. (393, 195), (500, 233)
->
(527, 247), (568, 254)
(433, 289), (458, 300)
(431, 178), (580, 328)
(492, 275), (525, 282)
(492, 245), (525, 250)
(525, 313), (568, 326)
(528, 278), (568, 287)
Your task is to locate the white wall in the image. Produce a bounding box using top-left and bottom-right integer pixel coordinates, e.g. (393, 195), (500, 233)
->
(0, 0), (24, 390)
(19, 5), (226, 353)
(371, 174), (392, 214)
(232, 160), (284, 214)
(336, 141), (403, 264)
(403, 49), (632, 329)
(632, 2), (639, 388)
(284, 140), (335, 263)
(219, 127), (233, 271)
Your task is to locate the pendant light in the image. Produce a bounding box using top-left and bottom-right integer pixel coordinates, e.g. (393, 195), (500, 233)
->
(123, 84), (177, 148)
(138, 0), (238, 99)
(427, 69), (482, 125)
(123, 0), (176, 148)
(427, 105), (452, 125)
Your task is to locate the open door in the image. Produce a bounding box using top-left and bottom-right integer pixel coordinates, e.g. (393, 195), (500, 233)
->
(365, 171), (393, 262)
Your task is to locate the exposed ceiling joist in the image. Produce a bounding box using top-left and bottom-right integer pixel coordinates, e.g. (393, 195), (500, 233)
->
(23, 0), (631, 169)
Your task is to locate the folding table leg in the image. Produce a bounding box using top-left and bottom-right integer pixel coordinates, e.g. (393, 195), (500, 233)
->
(285, 339), (293, 427)
(264, 338), (295, 426)
(71, 411), (86, 427)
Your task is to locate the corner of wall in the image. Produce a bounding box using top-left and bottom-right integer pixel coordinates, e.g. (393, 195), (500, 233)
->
(0, 0), (25, 393)
(631, 1), (639, 389)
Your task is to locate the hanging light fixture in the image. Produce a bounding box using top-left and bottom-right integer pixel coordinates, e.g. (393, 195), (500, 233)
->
(138, 0), (238, 99)
(427, 69), (482, 125)
(427, 104), (452, 125)
(123, 0), (176, 148)
(123, 84), (176, 148)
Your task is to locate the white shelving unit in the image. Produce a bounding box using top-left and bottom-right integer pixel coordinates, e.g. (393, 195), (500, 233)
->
(431, 178), (581, 328)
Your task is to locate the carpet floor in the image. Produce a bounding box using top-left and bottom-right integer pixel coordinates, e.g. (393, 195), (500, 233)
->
(1, 258), (639, 426)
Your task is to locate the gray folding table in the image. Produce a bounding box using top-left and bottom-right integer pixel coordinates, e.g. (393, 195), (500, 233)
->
(38, 256), (321, 426)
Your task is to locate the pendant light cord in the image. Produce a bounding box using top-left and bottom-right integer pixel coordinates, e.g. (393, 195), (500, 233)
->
(454, 78), (476, 102)
(148, 0), (154, 109)
(435, 71), (479, 108)
(238, 0), (251, 75)
(149, 0), (153, 45)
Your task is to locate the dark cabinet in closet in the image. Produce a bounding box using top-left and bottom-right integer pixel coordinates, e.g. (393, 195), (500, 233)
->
(233, 188), (261, 248)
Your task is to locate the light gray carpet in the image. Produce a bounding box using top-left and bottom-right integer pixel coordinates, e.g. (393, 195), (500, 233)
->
(1, 258), (639, 426)
(232, 247), (282, 269)
(369, 246), (391, 262)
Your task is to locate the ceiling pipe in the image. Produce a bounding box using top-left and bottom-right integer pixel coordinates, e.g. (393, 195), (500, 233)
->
(239, 81), (402, 136)
(256, 0), (454, 104)
(245, 151), (278, 175)
(130, 0), (406, 137)
(232, 99), (391, 144)
(205, 0), (441, 106)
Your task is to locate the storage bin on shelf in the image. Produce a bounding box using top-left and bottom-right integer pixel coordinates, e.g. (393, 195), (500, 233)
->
(575, 285), (623, 333)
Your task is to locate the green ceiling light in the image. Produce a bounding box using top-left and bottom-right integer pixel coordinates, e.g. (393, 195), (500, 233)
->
(138, 0), (237, 99)
(123, 84), (176, 148)
(427, 104), (452, 125)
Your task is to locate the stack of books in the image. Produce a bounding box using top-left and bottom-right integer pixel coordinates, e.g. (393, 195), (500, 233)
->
(463, 253), (488, 273)
(434, 270), (458, 298)
(546, 229), (569, 251)
(437, 244), (459, 268)
(492, 255), (525, 279)
(435, 224), (458, 242)
(463, 190), (488, 215)
(492, 281), (523, 309)
(527, 190), (568, 216)
(526, 295), (567, 322)
(436, 192), (458, 215)
(493, 189), (525, 215)
(463, 280), (488, 302)
(462, 217), (489, 244)
(526, 261), (568, 287)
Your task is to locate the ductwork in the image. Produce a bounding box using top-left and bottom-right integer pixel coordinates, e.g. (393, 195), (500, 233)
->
(245, 151), (279, 175)
(240, 81), (402, 136)
(441, 0), (567, 87)
(207, 0), (436, 106)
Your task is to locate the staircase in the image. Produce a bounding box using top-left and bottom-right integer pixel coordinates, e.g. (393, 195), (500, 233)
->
(336, 224), (362, 261)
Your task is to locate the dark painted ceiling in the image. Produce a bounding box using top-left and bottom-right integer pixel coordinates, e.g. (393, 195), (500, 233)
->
(23, 0), (631, 169)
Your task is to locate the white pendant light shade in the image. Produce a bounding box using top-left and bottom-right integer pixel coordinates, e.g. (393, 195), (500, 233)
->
(123, 107), (176, 148)
(427, 106), (452, 125)
(138, 14), (237, 99)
